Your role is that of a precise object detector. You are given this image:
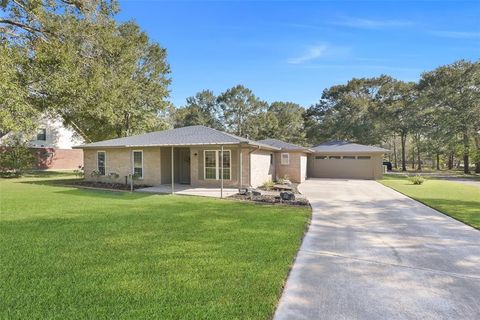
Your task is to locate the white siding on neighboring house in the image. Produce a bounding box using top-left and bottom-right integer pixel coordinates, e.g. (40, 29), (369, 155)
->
(28, 117), (83, 149)
(250, 150), (274, 187)
(300, 155), (307, 182)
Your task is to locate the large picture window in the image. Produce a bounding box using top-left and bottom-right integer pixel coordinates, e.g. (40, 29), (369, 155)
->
(204, 150), (231, 180)
(133, 150), (143, 179)
(97, 151), (106, 175)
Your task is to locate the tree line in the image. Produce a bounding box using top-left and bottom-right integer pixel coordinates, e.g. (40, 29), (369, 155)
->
(1, 1), (479, 173)
(173, 86), (306, 145)
(303, 61), (480, 173)
(174, 60), (480, 174)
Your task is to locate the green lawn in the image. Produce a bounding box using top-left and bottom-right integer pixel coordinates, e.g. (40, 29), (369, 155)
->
(0, 173), (310, 319)
(379, 174), (480, 229)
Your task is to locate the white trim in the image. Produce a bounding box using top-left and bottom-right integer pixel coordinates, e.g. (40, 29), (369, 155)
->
(132, 150), (144, 179)
(204, 150), (217, 180)
(96, 151), (106, 175)
(203, 149), (231, 180)
(281, 153), (290, 165)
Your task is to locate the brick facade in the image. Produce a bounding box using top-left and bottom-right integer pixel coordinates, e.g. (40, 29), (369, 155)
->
(33, 148), (83, 170)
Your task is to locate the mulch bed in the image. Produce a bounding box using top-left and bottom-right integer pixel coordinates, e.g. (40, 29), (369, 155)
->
(68, 181), (151, 191)
(229, 193), (309, 207)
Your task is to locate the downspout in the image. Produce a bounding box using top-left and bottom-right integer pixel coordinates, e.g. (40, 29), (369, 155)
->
(171, 146), (174, 194)
(239, 147), (243, 190)
(220, 145), (224, 199)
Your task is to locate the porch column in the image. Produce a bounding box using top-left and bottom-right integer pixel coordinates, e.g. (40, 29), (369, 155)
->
(239, 147), (243, 189)
(171, 146), (174, 194)
(220, 145), (224, 198)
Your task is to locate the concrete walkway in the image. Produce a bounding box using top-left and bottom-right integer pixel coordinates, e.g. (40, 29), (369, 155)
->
(136, 184), (238, 198)
(275, 179), (480, 320)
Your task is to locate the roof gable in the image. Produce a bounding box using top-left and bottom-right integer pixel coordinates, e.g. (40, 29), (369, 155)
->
(257, 138), (311, 152)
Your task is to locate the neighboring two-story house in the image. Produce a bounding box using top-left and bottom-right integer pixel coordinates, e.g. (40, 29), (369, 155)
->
(1, 116), (84, 170)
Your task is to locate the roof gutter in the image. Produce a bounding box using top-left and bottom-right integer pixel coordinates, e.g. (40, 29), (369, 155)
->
(74, 141), (281, 151)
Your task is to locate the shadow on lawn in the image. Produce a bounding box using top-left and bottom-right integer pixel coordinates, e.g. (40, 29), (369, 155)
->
(55, 188), (154, 200)
(15, 176), (154, 201)
(417, 198), (480, 229)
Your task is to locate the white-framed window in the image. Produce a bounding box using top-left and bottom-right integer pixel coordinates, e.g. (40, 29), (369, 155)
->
(357, 156), (371, 160)
(315, 155), (327, 160)
(204, 150), (231, 180)
(97, 151), (106, 175)
(36, 128), (47, 141)
(343, 156), (356, 159)
(132, 150), (144, 179)
(281, 153), (290, 165)
(328, 156), (341, 159)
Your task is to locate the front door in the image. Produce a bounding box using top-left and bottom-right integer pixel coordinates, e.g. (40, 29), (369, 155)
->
(179, 149), (191, 184)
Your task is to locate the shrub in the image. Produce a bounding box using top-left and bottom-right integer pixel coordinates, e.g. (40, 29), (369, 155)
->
(277, 175), (291, 185)
(90, 170), (102, 181)
(107, 172), (120, 180)
(409, 175), (425, 185)
(73, 166), (84, 178)
(0, 137), (36, 177)
(262, 179), (275, 190)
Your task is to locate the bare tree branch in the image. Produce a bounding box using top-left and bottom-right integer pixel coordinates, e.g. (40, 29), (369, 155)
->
(0, 18), (48, 42)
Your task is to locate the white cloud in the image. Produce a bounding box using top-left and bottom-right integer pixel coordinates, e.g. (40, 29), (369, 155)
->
(287, 45), (329, 64)
(287, 44), (350, 64)
(430, 30), (480, 39)
(331, 17), (414, 29)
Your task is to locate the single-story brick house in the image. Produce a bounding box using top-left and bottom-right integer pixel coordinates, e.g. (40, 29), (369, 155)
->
(74, 125), (389, 188)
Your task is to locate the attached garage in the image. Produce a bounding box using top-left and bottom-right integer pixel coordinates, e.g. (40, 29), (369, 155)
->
(308, 141), (390, 180)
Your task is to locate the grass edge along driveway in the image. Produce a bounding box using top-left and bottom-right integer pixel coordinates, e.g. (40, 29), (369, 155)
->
(0, 173), (310, 319)
(379, 174), (480, 229)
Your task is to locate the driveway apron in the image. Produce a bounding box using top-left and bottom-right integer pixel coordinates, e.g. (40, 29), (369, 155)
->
(274, 179), (480, 320)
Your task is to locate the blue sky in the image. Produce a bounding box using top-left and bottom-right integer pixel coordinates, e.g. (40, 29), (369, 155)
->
(117, 0), (480, 108)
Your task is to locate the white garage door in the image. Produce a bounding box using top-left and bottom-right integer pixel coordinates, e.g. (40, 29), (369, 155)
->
(310, 155), (375, 179)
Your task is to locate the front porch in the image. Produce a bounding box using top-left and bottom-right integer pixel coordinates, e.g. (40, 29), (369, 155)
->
(136, 184), (239, 198)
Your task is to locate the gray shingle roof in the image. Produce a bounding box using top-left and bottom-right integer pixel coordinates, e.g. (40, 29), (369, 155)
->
(75, 125), (279, 150)
(312, 140), (390, 153)
(257, 139), (312, 152)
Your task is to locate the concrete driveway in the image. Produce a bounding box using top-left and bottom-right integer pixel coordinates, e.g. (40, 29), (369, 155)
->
(274, 179), (480, 320)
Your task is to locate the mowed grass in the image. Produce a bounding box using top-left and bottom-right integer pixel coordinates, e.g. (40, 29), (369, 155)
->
(0, 173), (310, 319)
(380, 175), (480, 229)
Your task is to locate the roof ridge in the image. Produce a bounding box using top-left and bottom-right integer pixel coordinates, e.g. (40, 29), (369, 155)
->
(257, 138), (312, 152)
(312, 140), (390, 153)
(197, 125), (248, 142)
